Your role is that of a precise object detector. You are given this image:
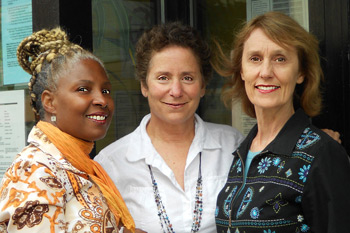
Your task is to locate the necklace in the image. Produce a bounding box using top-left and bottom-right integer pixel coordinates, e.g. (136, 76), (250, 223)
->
(148, 152), (203, 233)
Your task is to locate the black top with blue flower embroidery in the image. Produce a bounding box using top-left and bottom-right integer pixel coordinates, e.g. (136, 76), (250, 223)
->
(215, 109), (350, 233)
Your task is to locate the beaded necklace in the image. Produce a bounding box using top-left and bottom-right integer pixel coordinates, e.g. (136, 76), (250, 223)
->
(148, 152), (203, 233)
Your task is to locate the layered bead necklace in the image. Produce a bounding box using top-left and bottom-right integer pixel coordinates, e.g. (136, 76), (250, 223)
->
(148, 152), (203, 233)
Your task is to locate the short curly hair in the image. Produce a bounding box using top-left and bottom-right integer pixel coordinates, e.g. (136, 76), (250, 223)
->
(220, 11), (323, 118)
(135, 22), (212, 88)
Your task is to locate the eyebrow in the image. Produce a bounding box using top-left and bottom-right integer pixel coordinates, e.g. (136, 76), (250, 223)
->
(245, 49), (288, 56)
(153, 71), (197, 76)
(77, 80), (111, 85)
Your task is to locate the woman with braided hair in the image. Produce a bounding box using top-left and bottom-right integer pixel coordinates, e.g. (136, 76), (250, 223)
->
(0, 28), (137, 233)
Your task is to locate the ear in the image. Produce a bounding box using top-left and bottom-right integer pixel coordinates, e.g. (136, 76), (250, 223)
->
(140, 81), (148, 98)
(200, 86), (206, 98)
(240, 71), (245, 81)
(41, 90), (57, 115)
(296, 73), (305, 84)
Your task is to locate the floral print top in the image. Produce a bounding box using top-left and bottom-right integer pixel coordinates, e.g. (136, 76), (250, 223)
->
(0, 126), (119, 233)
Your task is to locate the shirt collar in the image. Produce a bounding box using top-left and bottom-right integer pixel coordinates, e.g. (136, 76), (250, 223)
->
(126, 114), (222, 163)
(238, 109), (311, 158)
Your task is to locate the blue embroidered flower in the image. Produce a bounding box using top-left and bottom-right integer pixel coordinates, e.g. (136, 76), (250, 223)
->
(295, 196), (302, 203)
(301, 224), (310, 232)
(263, 230), (275, 233)
(250, 207), (260, 219)
(257, 157), (272, 174)
(273, 157), (281, 166)
(297, 215), (304, 222)
(298, 165), (311, 183)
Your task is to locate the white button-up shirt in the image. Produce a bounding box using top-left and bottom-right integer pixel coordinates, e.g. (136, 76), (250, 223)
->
(95, 114), (244, 233)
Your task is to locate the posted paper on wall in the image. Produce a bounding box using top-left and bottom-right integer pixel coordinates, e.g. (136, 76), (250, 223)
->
(1, 0), (32, 85)
(0, 90), (25, 179)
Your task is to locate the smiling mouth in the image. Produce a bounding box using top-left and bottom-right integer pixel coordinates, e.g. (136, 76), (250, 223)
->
(167, 103), (185, 106)
(87, 115), (107, 121)
(163, 101), (187, 106)
(162, 102), (188, 109)
(255, 85), (280, 91)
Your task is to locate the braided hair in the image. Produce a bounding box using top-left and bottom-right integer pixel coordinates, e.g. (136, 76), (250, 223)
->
(17, 27), (105, 121)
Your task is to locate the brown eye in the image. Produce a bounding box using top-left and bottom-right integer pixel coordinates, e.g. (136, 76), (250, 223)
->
(158, 76), (168, 81)
(102, 89), (111, 94)
(250, 56), (260, 62)
(276, 57), (286, 62)
(183, 76), (193, 81)
(78, 87), (88, 92)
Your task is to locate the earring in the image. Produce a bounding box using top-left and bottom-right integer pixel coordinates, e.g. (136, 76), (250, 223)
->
(51, 115), (56, 122)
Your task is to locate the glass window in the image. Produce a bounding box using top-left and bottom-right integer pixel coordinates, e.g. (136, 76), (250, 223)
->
(91, 0), (310, 153)
(196, 0), (247, 127)
(92, 0), (157, 152)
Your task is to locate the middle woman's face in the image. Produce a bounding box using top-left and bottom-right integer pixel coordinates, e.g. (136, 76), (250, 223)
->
(142, 46), (205, 126)
(241, 28), (304, 114)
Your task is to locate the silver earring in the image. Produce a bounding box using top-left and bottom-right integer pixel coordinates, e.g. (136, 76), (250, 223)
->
(51, 115), (56, 122)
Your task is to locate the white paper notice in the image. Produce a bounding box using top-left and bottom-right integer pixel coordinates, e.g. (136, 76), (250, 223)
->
(1, 0), (32, 85)
(232, 101), (257, 136)
(246, 0), (309, 30)
(0, 90), (25, 179)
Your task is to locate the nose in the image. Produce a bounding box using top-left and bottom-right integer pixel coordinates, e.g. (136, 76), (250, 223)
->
(260, 60), (273, 79)
(169, 80), (183, 97)
(92, 91), (108, 108)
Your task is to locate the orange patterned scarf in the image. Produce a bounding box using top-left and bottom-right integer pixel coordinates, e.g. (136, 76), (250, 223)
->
(36, 121), (135, 232)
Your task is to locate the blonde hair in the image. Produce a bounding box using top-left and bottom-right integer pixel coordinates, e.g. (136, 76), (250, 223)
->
(17, 27), (105, 120)
(218, 11), (323, 118)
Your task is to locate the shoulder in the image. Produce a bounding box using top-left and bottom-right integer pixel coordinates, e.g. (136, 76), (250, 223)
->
(95, 128), (138, 163)
(9, 143), (61, 171)
(95, 115), (151, 163)
(8, 142), (69, 180)
(0, 143), (67, 207)
(204, 121), (244, 143)
(298, 126), (344, 151)
(297, 125), (349, 168)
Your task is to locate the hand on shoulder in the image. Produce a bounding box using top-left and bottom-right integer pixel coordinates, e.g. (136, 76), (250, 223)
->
(321, 128), (341, 144)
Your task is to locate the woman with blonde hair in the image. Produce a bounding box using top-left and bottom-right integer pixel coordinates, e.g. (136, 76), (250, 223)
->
(215, 11), (350, 233)
(0, 28), (135, 233)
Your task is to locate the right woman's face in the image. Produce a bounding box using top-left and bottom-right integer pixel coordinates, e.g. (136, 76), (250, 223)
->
(240, 28), (304, 114)
(141, 46), (205, 126)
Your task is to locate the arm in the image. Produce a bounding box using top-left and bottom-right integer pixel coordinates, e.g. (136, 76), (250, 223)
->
(302, 140), (350, 233)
